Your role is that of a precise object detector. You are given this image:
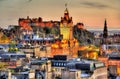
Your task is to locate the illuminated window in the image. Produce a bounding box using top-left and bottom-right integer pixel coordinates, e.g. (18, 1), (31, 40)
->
(56, 63), (58, 66)
(59, 63), (61, 66)
(61, 63), (63, 66)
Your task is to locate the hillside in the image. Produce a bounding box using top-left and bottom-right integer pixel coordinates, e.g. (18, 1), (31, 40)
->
(73, 24), (95, 45)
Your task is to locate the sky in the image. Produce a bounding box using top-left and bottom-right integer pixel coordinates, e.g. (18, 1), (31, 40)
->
(0, 0), (120, 29)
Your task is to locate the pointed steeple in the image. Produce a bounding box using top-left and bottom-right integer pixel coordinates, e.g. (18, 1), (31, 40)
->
(103, 19), (108, 38)
(64, 3), (69, 19)
(64, 3), (69, 14)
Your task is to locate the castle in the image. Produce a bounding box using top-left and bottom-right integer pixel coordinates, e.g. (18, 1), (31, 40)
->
(17, 5), (79, 58)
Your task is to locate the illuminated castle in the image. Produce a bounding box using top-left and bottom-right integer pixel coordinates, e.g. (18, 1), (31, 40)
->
(18, 4), (75, 44)
(18, 16), (60, 43)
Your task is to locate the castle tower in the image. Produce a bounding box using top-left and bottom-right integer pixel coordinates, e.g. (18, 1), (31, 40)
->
(60, 4), (73, 40)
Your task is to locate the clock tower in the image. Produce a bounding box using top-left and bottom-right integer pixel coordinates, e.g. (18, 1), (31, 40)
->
(60, 4), (73, 40)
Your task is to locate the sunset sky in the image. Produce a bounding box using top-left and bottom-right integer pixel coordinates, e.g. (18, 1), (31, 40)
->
(0, 0), (120, 29)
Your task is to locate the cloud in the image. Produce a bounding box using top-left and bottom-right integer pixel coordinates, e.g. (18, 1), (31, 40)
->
(80, 1), (113, 9)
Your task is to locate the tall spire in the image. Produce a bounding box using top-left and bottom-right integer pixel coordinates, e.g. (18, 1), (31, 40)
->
(64, 3), (69, 21)
(64, 3), (69, 14)
(103, 19), (108, 38)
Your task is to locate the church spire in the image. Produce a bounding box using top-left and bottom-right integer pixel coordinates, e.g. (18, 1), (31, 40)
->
(102, 19), (108, 44)
(103, 19), (108, 38)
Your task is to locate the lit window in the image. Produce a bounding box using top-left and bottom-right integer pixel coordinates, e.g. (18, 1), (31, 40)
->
(56, 63), (58, 66)
(64, 63), (66, 66)
(61, 63), (63, 66)
(59, 63), (61, 66)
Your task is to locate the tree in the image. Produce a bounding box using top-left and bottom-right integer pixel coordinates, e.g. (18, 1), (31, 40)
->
(43, 27), (51, 34)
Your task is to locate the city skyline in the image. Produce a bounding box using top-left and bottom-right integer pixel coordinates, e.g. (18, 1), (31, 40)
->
(0, 0), (120, 29)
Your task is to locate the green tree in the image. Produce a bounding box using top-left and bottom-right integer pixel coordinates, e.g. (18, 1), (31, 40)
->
(43, 27), (51, 34)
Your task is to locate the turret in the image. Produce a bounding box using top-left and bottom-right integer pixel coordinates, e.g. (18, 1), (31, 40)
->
(64, 8), (69, 20)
